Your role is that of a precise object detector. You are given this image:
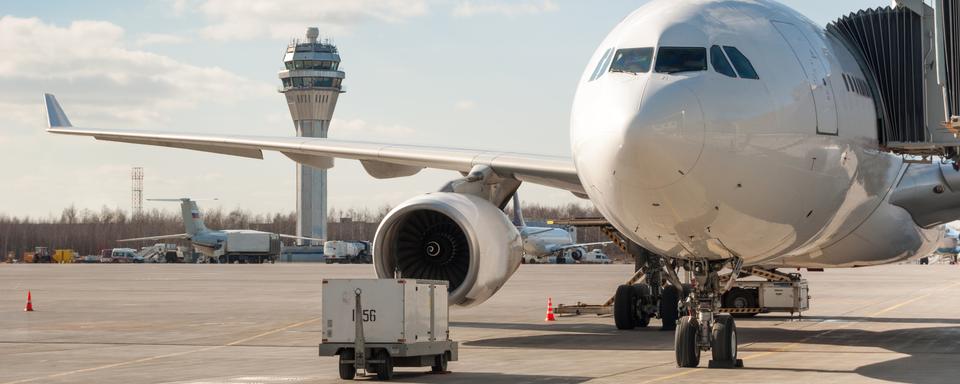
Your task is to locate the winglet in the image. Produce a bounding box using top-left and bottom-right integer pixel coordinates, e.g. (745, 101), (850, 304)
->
(43, 93), (72, 128)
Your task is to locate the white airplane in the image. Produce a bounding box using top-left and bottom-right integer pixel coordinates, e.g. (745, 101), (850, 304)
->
(118, 198), (323, 263)
(42, 0), (960, 368)
(510, 194), (611, 263)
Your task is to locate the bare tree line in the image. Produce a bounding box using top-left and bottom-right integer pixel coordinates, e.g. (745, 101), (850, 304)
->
(1, 201), (625, 260)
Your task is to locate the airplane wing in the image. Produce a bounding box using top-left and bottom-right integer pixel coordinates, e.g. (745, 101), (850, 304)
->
(278, 234), (325, 242)
(117, 234), (189, 243)
(44, 94), (584, 194)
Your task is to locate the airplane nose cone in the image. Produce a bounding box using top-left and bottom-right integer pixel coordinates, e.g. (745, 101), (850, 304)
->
(615, 78), (705, 189)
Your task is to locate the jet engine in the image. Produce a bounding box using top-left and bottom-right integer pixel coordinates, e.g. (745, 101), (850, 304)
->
(373, 192), (523, 306)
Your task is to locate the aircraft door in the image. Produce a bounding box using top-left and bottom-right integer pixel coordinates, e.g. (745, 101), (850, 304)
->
(772, 21), (839, 135)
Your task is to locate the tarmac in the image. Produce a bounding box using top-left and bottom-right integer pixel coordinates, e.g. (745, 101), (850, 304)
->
(1, 263), (959, 384)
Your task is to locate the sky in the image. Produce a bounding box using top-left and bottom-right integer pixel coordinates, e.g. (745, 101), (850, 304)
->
(0, 0), (890, 218)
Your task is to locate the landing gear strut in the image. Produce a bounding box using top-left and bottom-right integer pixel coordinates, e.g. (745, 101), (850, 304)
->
(675, 258), (744, 368)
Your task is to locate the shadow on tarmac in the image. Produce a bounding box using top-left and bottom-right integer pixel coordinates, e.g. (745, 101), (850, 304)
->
(357, 371), (591, 383)
(459, 321), (960, 383)
(761, 315), (960, 325)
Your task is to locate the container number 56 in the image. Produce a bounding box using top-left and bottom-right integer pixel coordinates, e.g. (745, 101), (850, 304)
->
(352, 309), (376, 322)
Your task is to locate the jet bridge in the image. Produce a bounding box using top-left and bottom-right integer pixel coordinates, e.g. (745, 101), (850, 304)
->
(828, 0), (960, 158)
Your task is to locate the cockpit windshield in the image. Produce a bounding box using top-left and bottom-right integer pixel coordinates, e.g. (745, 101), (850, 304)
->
(655, 47), (707, 74)
(609, 48), (654, 74)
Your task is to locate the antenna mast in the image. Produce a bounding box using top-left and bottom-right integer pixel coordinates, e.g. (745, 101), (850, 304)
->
(132, 167), (144, 216)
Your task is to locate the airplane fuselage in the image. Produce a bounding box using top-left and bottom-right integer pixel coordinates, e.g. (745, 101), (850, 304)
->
(519, 226), (575, 256)
(571, 0), (942, 267)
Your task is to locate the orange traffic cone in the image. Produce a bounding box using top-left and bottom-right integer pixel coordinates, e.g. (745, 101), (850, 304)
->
(24, 291), (34, 312)
(545, 297), (556, 322)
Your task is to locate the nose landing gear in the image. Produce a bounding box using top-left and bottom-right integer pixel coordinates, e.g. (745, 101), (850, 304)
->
(675, 258), (744, 369)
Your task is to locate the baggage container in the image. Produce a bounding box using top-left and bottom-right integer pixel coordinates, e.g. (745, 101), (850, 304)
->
(319, 279), (457, 380)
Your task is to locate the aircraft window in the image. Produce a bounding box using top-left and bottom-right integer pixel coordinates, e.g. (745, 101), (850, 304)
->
(609, 47), (654, 74)
(710, 45), (737, 78)
(590, 48), (614, 81)
(654, 47), (707, 74)
(722, 46), (759, 79)
(842, 74), (850, 91)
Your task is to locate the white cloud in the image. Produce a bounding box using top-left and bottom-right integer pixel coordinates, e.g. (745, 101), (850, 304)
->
(0, 16), (273, 126)
(135, 33), (188, 46)
(454, 99), (477, 111)
(178, 0), (429, 41)
(453, 0), (558, 18)
(169, 0), (194, 15)
(330, 118), (416, 140)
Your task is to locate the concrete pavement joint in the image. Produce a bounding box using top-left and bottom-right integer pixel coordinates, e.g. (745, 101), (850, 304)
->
(0, 317), (321, 384)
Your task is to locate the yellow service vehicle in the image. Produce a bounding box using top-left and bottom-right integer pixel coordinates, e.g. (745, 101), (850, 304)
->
(53, 249), (76, 264)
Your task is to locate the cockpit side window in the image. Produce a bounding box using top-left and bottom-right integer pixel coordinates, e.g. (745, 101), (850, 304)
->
(589, 48), (615, 81)
(655, 47), (707, 74)
(710, 45), (737, 78)
(723, 46), (759, 79)
(609, 48), (654, 74)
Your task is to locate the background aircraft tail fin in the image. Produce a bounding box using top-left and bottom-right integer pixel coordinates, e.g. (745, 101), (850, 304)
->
(146, 198), (213, 236)
(181, 200), (209, 236)
(511, 193), (526, 227)
(43, 93), (72, 128)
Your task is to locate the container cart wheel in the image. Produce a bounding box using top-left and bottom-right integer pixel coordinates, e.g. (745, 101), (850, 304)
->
(374, 349), (393, 380)
(338, 349), (356, 380)
(431, 353), (448, 373)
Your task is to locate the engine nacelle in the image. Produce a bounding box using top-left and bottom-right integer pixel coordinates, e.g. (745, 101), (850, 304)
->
(373, 192), (523, 306)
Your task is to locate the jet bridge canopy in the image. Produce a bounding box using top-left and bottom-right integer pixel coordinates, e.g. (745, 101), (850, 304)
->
(828, 0), (960, 159)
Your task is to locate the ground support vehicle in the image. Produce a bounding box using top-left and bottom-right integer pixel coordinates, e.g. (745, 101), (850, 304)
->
(323, 241), (372, 264)
(318, 279), (458, 380)
(214, 231), (280, 264)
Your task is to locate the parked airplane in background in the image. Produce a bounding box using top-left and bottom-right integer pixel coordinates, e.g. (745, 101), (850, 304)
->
(44, 0), (960, 369)
(930, 226), (960, 264)
(510, 194), (611, 263)
(119, 198), (321, 263)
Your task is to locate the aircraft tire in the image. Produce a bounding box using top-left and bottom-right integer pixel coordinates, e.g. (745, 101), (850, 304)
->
(675, 315), (700, 367)
(660, 285), (681, 331)
(711, 314), (737, 364)
(633, 283), (652, 328)
(614, 284), (637, 330)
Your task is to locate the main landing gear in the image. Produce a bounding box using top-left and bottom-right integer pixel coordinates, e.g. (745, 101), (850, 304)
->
(675, 258), (744, 368)
(613, 246), (682, 331)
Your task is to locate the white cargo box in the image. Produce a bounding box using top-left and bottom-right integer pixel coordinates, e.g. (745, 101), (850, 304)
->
(760, 280), (809, 312)
(224, 231), (271, 253)
(322, 279), (449, 344)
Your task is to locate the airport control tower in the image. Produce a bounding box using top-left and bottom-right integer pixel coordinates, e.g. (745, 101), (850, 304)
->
(279, 27), (345, 244)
